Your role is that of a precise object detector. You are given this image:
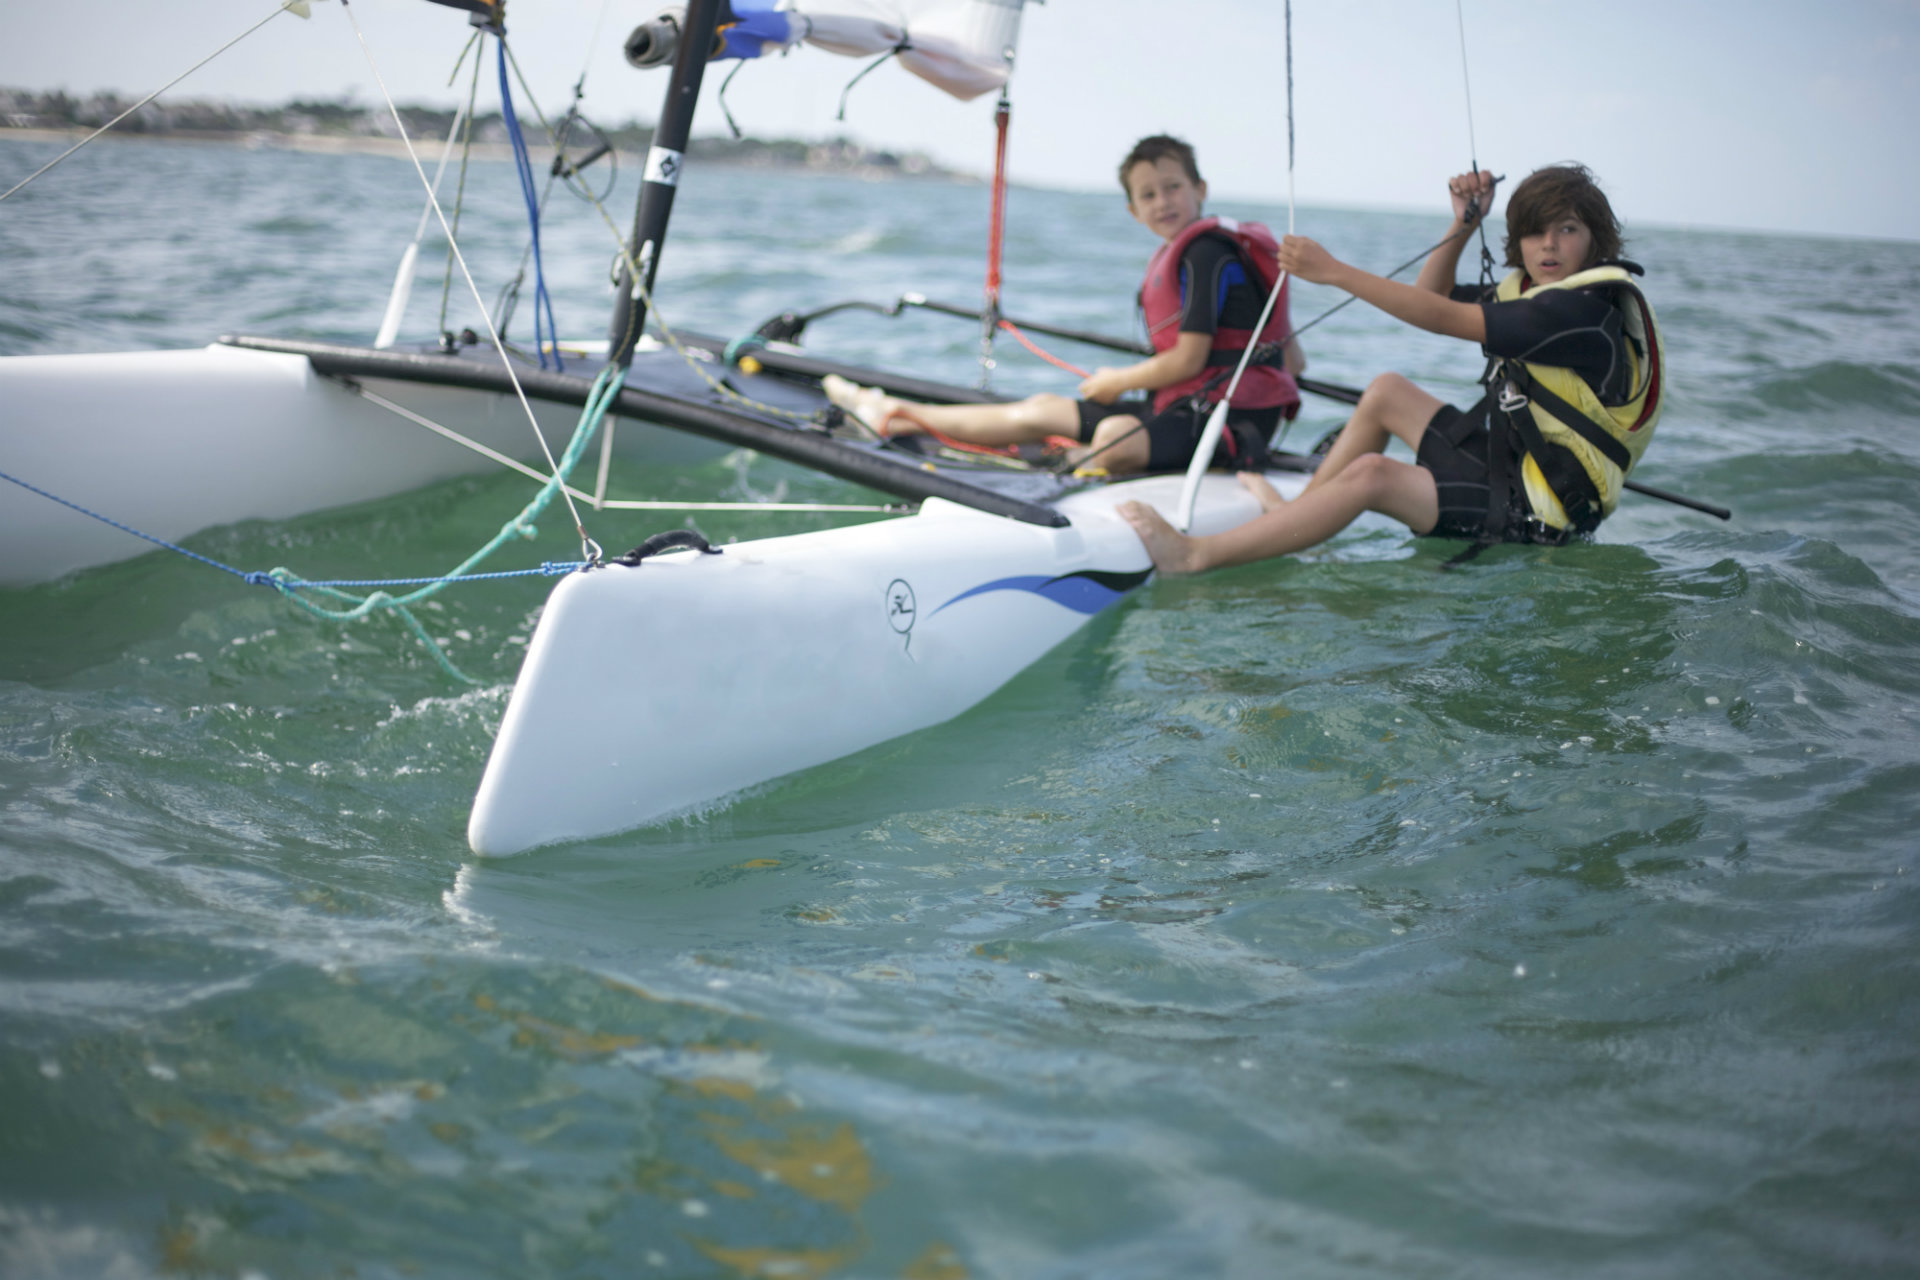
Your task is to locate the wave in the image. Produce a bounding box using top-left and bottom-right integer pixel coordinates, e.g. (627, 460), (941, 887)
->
(1745, 360), (1920, 415)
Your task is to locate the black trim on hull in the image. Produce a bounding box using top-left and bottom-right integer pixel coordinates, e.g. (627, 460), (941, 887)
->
(218, 335), (1072, 528)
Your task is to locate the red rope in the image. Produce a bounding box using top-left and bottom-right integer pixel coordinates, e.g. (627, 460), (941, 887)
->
(876, 403), (1021, 458)
(924, 425), (1021, 458)
(985, 95), (1009, 311)
(998, 319), (1089, 378)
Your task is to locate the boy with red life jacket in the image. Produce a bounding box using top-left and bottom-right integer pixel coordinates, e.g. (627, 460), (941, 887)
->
(823, 135), (1306, 474)
(1121, 164), (1665, 571)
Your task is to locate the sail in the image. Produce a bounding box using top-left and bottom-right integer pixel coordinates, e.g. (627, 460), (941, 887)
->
(712, 0), (1036, 101)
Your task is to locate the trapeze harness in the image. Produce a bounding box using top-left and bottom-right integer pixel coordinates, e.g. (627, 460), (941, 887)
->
(1480, 262), (1665, 542)
(1139, 216), (1301, 418)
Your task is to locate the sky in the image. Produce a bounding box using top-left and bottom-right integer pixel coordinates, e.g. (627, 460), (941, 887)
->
(3, 0), (1917, 242)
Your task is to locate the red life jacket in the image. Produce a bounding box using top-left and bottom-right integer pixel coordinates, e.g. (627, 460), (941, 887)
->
(1140, 216), (1299, 416)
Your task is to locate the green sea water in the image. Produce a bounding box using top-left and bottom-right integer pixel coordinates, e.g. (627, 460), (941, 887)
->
(2, 135), (1919, 1278)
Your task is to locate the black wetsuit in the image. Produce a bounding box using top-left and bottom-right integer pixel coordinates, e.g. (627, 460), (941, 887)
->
(1418, 283), (1632, 538)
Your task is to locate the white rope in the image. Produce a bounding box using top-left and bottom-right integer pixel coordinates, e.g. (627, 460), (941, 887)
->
(336, 0), (601, 563)
(345, 382), (903, 514)
(1174, 0), (1296, 533)
(1455, 0), (1482, 169)
(581, 0), (618, 85)
(0, 1), (310, 204)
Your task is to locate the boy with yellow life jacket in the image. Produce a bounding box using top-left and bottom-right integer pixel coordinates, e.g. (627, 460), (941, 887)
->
(823, 135), (1306, 474)
(1120, 164), (1666, 571)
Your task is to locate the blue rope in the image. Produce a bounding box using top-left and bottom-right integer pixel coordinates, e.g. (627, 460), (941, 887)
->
(0, 468), (277, 587)
(1, 469), (584, 592)
(500, 37), (561, 373)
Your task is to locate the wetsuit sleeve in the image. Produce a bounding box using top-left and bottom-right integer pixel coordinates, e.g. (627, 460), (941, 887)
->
(1481, 288), (1628, 401)
(1175, 235), (1262, 336)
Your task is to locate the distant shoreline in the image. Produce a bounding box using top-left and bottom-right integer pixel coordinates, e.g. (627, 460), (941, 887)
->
(0, 87), (976, 184)
(0, 125), (979, 184)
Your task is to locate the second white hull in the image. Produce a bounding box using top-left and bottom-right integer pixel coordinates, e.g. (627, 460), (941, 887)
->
(0, 344), (724, 586)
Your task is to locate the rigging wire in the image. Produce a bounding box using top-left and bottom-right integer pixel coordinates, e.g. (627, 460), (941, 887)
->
(336, 0), (599, 564)
(1454, 0), (1500, 291)
(581, 0), (617, 68)
(1171, 0), (1296, 530)
(569, 167), (836, 429)
(436, 39), (487, 342)
(0, 0), (314, 205)
(374, 98), (471, 348)
(338, 379), (904, 512)
(1455, 0), (1481, 176)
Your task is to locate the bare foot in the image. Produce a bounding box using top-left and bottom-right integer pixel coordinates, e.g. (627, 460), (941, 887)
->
(1237, 470), (1285, 512)
(1117, 500), (1206, 574)
(822, 374), (920, 437)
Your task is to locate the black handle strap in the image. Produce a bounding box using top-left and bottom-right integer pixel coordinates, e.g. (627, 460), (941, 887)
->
(611, 529), (723, 567)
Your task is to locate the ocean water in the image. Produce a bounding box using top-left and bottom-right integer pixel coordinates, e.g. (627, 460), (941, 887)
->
(3, 134), (1919, 1279)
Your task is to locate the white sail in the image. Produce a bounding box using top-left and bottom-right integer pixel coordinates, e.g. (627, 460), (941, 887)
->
(708, 0), (1037, 101)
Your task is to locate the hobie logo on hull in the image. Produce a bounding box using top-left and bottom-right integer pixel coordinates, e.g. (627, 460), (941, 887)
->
(887, 579), (917, 660)
(886, 580), (917, 649)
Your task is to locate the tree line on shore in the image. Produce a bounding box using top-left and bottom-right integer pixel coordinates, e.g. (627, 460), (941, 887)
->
(0, 88), (957, 177)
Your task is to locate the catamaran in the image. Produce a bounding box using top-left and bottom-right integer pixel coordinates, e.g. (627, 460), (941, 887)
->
(1, 0), (1336, 854)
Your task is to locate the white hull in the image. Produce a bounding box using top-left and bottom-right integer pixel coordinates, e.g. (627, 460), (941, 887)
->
(0, 344), (723, 586)
(468, 470), (1305, 856)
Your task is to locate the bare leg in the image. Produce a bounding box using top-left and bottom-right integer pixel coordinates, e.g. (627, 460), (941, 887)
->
(1120, 452), (1441, 574)
(1238, 470), (1284, 512)
(1303, 373), (1448, 494)
(823, 376), (1080, 444)
(1065, 414), (1149, 474)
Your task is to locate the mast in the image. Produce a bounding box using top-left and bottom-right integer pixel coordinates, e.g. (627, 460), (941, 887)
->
(606, 0), (728, 367)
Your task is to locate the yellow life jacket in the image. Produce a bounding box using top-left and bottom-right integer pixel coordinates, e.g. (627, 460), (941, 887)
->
(1490, 264), (1665, 532)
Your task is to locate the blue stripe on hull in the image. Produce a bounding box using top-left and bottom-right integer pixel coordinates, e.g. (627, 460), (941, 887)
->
(932, 568), (1153, 619)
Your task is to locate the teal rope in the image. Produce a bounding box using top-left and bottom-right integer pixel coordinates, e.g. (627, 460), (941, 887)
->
(722, 333), (765, 367)
(277, 563), (584, 588)
(267, 364), (626, 683)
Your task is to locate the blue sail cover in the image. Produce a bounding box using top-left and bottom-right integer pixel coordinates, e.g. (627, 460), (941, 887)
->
(703, 0), (1037, 101)
(717, 0), (798, 60)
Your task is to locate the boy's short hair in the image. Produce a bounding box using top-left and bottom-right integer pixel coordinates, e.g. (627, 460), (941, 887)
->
(1119, 135), (1202, 196)
(1503, 164), (1623, 270)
